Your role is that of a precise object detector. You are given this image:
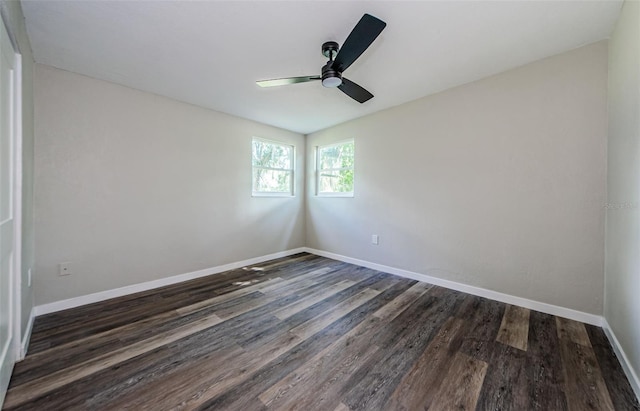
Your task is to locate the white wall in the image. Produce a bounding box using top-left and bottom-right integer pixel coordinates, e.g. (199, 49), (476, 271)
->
(34, 64), (305, 305)
(0, 0), (35, 341)
(307, 42), (608, 315)
(605, 0), (640, 392)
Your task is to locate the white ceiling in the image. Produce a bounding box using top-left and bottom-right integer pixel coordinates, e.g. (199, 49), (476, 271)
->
(22, 0), (622, 134)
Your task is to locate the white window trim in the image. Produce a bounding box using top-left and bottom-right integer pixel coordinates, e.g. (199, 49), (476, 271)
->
(251, 137), (295, 197)
(316, 139), (354, 197)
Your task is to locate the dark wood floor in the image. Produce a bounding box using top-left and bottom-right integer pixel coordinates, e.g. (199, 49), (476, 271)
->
(4, 253), (639, 410)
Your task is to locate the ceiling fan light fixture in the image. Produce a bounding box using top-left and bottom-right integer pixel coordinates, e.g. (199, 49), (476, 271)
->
(322, 75), (342, 88)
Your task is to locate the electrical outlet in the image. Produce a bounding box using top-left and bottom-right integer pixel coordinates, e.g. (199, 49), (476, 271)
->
(59, 262), (72, 276)
(371, 234), (379, 245)
(27, 268), (32, 287)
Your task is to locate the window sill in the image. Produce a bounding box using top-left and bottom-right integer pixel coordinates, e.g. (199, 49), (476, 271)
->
(252, 192), (295, 198)
(317, 193), (354, 198)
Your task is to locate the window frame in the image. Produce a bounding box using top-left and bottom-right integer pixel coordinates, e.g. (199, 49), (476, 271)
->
(316, 139), (355, 197)
(251, 137), (295, 197)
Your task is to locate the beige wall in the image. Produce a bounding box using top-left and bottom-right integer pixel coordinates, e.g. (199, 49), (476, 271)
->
(0, 0), (35, 339)
(307, 42), (608, 315)
(605, 0), (640, 392)
(34, 64), (305, 305)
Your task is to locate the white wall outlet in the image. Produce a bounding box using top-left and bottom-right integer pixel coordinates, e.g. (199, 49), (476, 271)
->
(27, 268), (32, 287)
(371, 234), (379, 245)
(59, 262), (72, 276)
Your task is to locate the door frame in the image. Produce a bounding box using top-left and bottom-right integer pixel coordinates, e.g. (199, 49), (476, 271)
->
(12, 51), (22, 361)
(0, 12), (23, 365)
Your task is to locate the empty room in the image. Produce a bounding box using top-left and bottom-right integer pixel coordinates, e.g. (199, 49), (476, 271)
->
(0, 0), (639, 409)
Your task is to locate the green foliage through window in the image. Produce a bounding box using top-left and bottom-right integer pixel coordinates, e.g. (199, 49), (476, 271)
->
(317, 141), (354, 195)
(252, 139), (294, 195)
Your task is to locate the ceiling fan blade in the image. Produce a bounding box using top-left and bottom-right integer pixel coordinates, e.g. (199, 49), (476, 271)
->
(256, 76), (320, 87)
(333, 14), (386, 73)
(338, 78), (374, 103)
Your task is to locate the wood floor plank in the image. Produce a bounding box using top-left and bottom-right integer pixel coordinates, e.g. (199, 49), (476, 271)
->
(526, 310), (569, 410)
(105, 331), (303, 410)
(258, 336), (379, 410)
(272, 280), (356, 320)
(248, 253), (314, 271)
(557, 316), (592, 346)
(475, 342), (530, 410)
(289, 288), (381, 339)
(456, 295), (505, 362)
(276, 271), (389, 331)
(372, 281), (431, 321)
(4, 314), (223, 408)
(385, 316), (465, 410)
(585, 324), (640, 410)
(556, 317), (615, 411)
(5, 253), (638, 411)
(27, 279), (259, 353)
(371, 287), (464, 351)
(256, 266), (335, 294)
(428, 351), (488, 411)
(496, 304), (530, 351)
(89, 343), (245, 410)
(6, 343), (182, 410)
(174, 276), (284, 314)
(30, 266), (265, 333)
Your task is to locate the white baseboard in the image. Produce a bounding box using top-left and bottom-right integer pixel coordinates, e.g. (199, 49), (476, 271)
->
(602, 318), (640, 402)
(19, 308), (35, 360)
(33, 248), (307, 316)
(303, 247), (603, 326)
(32, 245), (602, 325)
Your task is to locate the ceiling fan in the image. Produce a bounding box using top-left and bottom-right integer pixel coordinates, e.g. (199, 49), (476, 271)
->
(256, 13), (386, 104)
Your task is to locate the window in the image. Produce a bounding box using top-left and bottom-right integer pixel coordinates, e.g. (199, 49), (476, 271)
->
(252, 138), (294, 196)
(316, 140), (354, 196)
